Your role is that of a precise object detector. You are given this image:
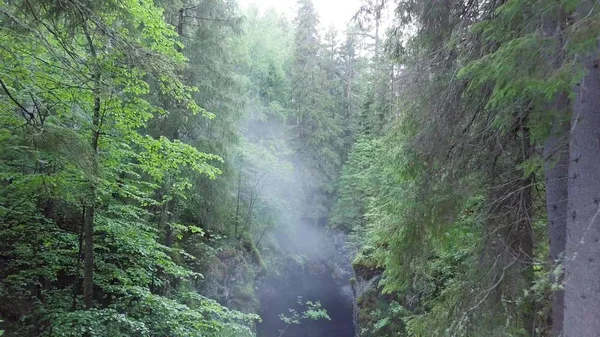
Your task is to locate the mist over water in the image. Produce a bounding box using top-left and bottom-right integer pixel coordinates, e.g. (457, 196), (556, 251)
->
(256, 220), (355, 337)
(240, 107), (355, 336)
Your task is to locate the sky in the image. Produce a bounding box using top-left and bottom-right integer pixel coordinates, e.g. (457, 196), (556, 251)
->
(238, 0), (363, 31)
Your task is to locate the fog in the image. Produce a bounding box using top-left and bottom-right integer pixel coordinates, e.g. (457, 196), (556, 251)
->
(237, 94), (355, 337)
(238, 0), (363, 31)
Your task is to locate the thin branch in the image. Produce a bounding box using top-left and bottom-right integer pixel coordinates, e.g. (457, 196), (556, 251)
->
(0, 77), (34, 121)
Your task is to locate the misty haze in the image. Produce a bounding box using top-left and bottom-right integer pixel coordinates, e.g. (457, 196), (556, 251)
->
(0, 0), (599, 337)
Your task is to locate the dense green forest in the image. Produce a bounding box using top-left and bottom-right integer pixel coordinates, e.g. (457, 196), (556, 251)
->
(1, 0), (599, 336)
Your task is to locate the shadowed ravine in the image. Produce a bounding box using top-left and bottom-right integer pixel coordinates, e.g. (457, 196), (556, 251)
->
(3, 0), (597, 336)
(256, 222), (356, 337)
(257, 269), (355, 337)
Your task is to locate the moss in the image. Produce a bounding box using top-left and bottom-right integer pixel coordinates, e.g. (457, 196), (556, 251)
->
(228, 297), (260, 314)
(228, 278), (261, 314)
(210, 256), (228, 280)
(355, 279), (407, 337)
(232, 284), (254, 301)
(217, 249), (237, 260)
(355, 283), (411, 337)
(352, 251), (383, 280)
(240, 237), (265, 270)
(250, 246), (265, 270)
(357, 288), (378, 324)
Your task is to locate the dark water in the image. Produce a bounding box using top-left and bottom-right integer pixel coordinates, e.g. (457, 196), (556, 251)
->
(256, 264), (355, 337)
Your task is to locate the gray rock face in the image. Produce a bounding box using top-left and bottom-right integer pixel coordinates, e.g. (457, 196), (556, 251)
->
(325, 229), (357, 304)
(351, 273), (381, 337)
(352, 274), (381, 303)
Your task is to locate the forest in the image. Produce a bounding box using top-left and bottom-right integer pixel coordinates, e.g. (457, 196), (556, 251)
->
(0, 0), (599, 336)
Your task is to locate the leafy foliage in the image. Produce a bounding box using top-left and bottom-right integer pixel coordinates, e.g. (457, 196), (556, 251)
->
(278, 298), (330, 337)
(339, 0), (600, 336)
(3, 0), (596, 336)
(0, 0), (256, 335)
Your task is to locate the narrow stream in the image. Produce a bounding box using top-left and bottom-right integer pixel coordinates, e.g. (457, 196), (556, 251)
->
(256, 266), (355, 337)
(256, 222), (355, 337)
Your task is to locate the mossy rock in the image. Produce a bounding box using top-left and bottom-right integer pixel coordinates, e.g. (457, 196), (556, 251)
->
(232, 283), (255, 302)
(357, 290), (378, 322)
(356, 284), (410, 337)
(231, 237), (265, 270)
(209, 257), (228, 280)
(217, 249), (237, 260)
(228, 297), (260, 314)
(352, 250), (383, 280)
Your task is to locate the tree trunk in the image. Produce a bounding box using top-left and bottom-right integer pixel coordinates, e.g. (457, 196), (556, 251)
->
(83, 92), (100, 310)
(482, 115), (535, 334)
(164, 196), (176, 248)
(235, 172), (241, 238)
(563, 19), (600, 336)
(541, 8), (568, 335)
(543, 120), (569, 335)
(518, 121), (535, 335)
(374, 4), (380, 61)
(73, 205), (86, 310)
(83, 25), (101, 310)
(83, 200), (95, 309)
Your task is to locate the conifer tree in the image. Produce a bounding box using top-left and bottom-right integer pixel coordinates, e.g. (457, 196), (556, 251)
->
(290, 0), (342, 219)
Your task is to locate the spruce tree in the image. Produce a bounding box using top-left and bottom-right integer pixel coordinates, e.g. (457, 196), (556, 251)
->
(290, 0), (342, 219)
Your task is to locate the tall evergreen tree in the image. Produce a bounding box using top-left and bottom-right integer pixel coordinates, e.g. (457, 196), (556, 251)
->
(290, 0), (342, 220)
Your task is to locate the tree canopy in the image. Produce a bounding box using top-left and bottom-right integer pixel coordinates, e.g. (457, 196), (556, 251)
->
(1, 0), (600, 336)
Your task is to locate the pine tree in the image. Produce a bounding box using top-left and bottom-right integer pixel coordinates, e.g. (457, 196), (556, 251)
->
(290, 0), (342, 219)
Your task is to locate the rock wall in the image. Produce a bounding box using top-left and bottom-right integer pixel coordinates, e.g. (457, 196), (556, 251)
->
(351, 250), (409, 337)
(352, 273), (381, 337)
(197, 238), (263, 315)
(325, 230), (357, 305)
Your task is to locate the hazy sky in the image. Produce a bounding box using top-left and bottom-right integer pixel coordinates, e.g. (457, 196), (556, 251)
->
(239, 0), (363, 31)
